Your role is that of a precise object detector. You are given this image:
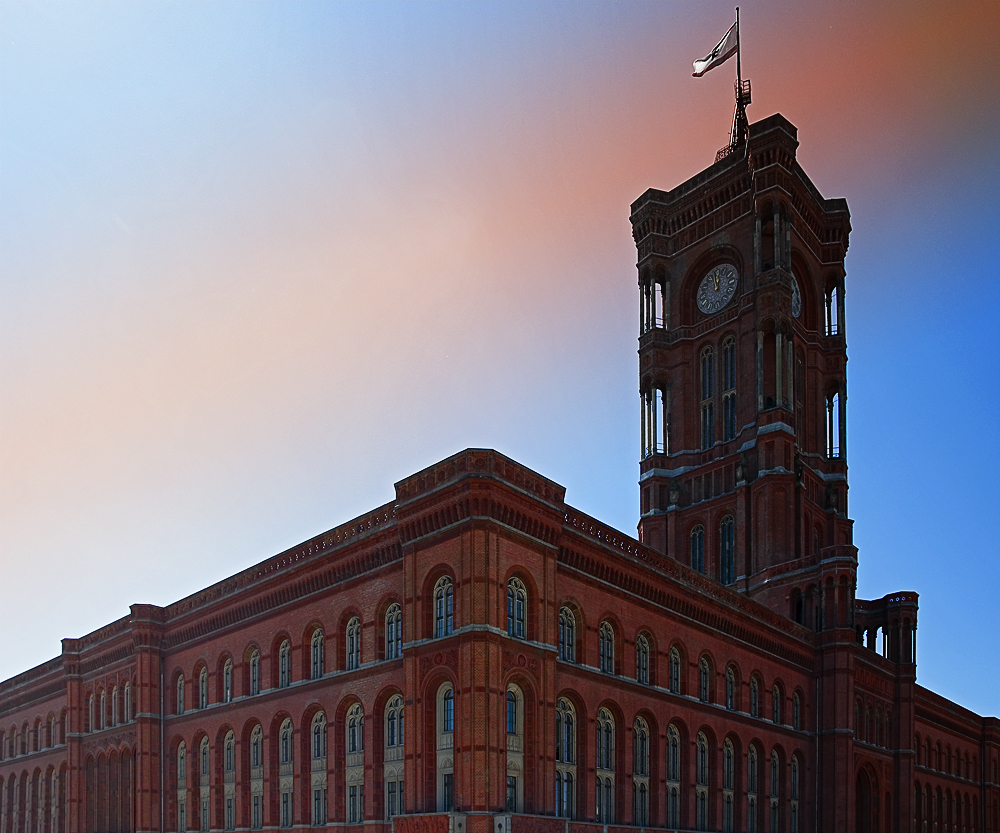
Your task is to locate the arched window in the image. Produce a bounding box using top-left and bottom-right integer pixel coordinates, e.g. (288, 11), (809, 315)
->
(345, 618), (361, 671)
(668, 647), (681, 694)
(772, 685), (782, 725)
(436, 684), (455, 812)
(507, 577), (527, 639)
(770, 750), (781, 832)
(793, 692), (801, 731)
(223, 659), (233, 704)
(599, 622), (615, 674)
(505, 685), (524, 812)
(748, 745), (759, 833)
(723, 336), (737, 441)
(224, 730), (236, 776)
(99, 690), (106, 729)
(280, 719), (293, 767)
(558, 607), (575, 662)
(696, 732), (710, 831)
(434, 576), (454, 637)
(750, 676), (760, 718)
(790, 755), (800, 833)
(249, 649), (260, 696)
(198, 668), (208, 709)
(633, 717), (648, 777)
(176, 676), (185, 716)
(699, 656), (711, 703)
(250, 724), (263, 770)
(178, 742), (187, 782)
(384, 696), (405, 818)
(311, 712), (327, 761)
(385, 604), (402, 660)
(111, 686), (118, 726)
(726, 667), (736, 710)
(720, 515), (735, 585)
(723, 739), (735, 833)
(691, 525), (705, 573)
(666, 725), (681, 828)
(200, 736), (210, 783)
(124, 682), (131, 722)
(311, 628), (326, 678)
(177, 741), (188, 831)
(278, 640), (291, 688)
(633, 718), (649, 826)
(347, 704), (364, 754)
(596, 708), (615, 823)
(636, 634), (650, 685)
(556, 698), (576, 765)
(701, 346), (715, 450)
(346, 704), (364, 823)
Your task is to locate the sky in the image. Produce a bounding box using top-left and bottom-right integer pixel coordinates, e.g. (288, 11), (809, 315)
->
(1, 1), (997, 716)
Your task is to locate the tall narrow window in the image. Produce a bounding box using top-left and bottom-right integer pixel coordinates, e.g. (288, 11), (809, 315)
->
(750, 676), (760, 718)
(279, 640), (291, 688)
(720, 515), (735, 585)
(223, 660), (233, 704)
(691, 526), (705, 573)
(313, 712), (327, 761)
(312, 628), (326, 678)
(443, 688), (454, 734)
(596, 709), (615, 823)
(726, 667), (736, 710)
(599, 622), (615, 674)
(666, 725), (680, 828)
(636, 634), (650, 685)
(701, 346), (715, 450)
(198, 668), (208, 709)
(558, 607), (575, 662)
(790, 756), (800, 833)
(176, 676), (185, 716)
(280, 719), (293, 769)
(437, 684), (455, 812)
(345, 705), (364, 822)
(748, 746), (759, 833)
(668, 648), (681, 694)
(556, 698), (577, 818)
(696, 732), (709, 831)
(723, 337), (737, 441)
(825, 285), (839, 336)
(249, 650), (260, 696)
(770, 751), (780, 833)
(506, 691), (517, 735)
(249, 724), (264, 829)
(111, 686), (118, 726)
(385, 604), (402, 660)
(772, 686), (782, 725)
(699, 656), (711, 703)
(793, 693), (801, 731)
(384, 696), (405, 819)
(723, 739), (735, 833)
(506, 578), (526, 639)
(345, 619), (360, 671)
(434, 576), (454, 637)
(633, 717), (649, 827)
(826, 390), (841, 458)
(224, 731), (235, 776)
(124, 683), (131, 722)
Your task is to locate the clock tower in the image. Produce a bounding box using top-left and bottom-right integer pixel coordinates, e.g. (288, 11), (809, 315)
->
(630, 113), (854, 624)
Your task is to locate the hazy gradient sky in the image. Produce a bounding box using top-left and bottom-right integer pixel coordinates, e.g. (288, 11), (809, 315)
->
(1, 1), (997, 715)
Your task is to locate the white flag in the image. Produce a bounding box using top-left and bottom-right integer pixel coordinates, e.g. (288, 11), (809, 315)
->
(692, 22), (738, 77)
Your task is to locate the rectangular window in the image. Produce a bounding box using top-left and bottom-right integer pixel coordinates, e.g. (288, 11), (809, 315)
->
(701, 403), (714, 450)
(179, 801), (187, 833)
(443, 773), (454, 812)
(252, 796), (261, 830)
(226, 798), (234, 831)
(506, 776), (517, 812)
(281, 793), (291, 828)
(201, 801), (209, 833)
(349, 786), (357, 823)
(388, 782), (396, 818)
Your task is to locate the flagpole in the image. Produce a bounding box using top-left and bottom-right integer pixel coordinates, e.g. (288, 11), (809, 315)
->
(736, 7), (742, 89)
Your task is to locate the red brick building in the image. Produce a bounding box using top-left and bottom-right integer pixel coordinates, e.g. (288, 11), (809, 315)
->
(1, 114), (997, 833)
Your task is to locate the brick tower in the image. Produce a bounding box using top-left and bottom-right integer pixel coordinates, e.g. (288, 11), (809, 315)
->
(630, 113), (855, 627)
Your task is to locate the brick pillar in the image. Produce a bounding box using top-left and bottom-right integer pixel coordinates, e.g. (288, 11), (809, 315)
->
(129, 605), (166, 833)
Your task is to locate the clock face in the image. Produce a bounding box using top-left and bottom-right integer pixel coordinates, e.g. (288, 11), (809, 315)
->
(791, 275), (802, 318)
(697, 264), (738, 314)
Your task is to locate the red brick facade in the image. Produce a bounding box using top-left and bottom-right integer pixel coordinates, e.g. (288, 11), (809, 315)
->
(1, 115), (997, 833)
